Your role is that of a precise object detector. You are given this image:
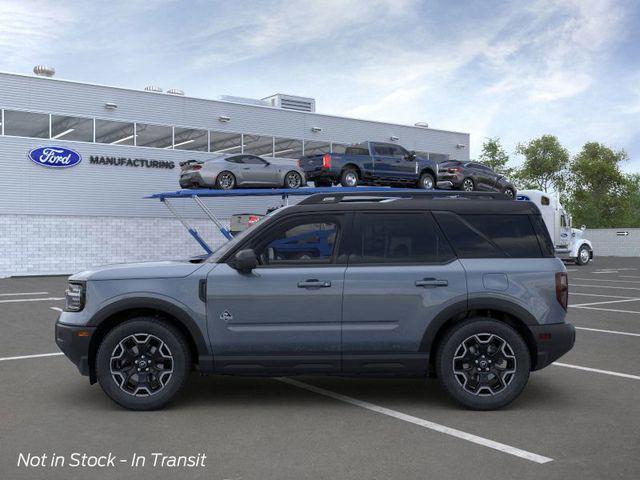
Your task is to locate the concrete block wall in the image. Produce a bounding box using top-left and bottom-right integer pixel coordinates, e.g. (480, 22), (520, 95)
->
(584, 228), (640, 257)
(0, 215), (231, 277)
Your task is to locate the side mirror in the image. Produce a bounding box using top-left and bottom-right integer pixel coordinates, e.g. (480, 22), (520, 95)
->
(230, 249), (258, 273)
(405, 151), (416, 161)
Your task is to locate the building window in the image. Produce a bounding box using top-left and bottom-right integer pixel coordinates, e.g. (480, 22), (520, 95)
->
(51, 115), (93, 142)
(303, 140), (331, 156)
(135, 123), (172, 149)
(173, 127), (208, 151)
(243, 134), (274, 156)
(3, 110), (49, 138)
(274, 137), (303, 159)
(95, 119), (135, 145)
(210, 131), (242, 154)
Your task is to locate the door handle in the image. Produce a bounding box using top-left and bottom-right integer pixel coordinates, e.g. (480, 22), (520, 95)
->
(297, 279), (331, 289)
(415, 278), (448, 288)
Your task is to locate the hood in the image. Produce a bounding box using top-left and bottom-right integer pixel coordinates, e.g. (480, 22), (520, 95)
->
(69, 260), (206, 281)
(572, 228), (584, 240)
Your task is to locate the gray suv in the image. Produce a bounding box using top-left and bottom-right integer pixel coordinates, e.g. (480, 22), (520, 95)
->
(56, 190), (575, 411)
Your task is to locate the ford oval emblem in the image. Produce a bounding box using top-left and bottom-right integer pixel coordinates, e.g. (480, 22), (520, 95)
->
(28, 146), (82, 168)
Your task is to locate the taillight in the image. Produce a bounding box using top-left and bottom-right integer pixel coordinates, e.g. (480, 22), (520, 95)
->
(556, 272), (568, 310)
(192, 164), (202, 170)
(449, 167), (461, 173)
(297, 159), (301, 167)
(322, 153), (331, 169)
(248, 215), (260, 226)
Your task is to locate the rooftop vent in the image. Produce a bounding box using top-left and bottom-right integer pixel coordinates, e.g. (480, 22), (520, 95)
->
(144, 85), (163, 93)
(262, 94), (316, 112)
(33, 65), (55, 77)
(167, 88), (185, 96)
(414, 122), (429, 128)
(219, 95), (270, 107)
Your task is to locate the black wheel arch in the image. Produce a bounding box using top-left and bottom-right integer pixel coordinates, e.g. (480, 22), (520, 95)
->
(421, 298), (539, 375)
(419, 167), (436, 179)
(86, 297), (212, 384)
(341, 163), (362, 177)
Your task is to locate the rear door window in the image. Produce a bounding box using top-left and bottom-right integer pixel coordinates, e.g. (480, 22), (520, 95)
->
(350, 213), (455, 264)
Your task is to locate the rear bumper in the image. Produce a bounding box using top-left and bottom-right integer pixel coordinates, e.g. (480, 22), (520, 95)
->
(529, 322), (576, 370)
(55, 320), (95, 377)
(303, 167), (334, 181)
(179, 172), (207, 189)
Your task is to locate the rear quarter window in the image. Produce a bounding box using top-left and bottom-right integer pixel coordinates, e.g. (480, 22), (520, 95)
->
(434, 212), (544, 258)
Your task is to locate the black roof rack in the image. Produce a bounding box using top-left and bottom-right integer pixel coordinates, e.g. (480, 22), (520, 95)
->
(298, 190), (510, 205)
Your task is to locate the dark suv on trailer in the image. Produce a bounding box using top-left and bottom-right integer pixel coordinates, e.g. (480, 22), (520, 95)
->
(56, 190), (574, 411)
(438, 161), (516, 197)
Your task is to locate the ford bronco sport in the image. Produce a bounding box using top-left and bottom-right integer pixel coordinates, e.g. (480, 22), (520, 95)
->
(56, 190), (574, 411)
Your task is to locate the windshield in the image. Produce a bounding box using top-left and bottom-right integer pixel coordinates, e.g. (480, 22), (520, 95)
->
(206, 206), (291, 262)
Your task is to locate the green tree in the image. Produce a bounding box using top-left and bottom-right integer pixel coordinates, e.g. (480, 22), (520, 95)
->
(567, 142), (636, 227)
(514, 135), (569, 192)
(478, 137), (513, 176)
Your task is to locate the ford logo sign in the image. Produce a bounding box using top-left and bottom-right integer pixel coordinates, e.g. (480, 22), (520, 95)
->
(28, 146), (82, 168)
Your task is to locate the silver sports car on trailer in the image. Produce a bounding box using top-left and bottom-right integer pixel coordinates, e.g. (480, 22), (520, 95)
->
(179, 154), (306, 189)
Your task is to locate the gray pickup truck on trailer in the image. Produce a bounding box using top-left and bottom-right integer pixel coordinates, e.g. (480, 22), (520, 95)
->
(56, 190), (574, 411)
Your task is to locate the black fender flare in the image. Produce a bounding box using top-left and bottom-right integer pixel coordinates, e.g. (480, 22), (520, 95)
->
(87, 296), (211, 365)
(419, 297), (537, 355)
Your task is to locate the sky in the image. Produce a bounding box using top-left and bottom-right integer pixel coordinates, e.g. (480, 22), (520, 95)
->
(1, 0), (639, 171)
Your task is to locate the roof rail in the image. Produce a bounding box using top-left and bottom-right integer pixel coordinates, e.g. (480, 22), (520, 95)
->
(298, 190), (510, 205)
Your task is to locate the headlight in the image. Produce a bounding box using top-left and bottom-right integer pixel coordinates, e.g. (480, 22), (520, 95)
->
(64, 282), (85, 312)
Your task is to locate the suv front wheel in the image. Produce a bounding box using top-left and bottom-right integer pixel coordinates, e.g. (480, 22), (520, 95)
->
(96, 318), (191, 410)
(436, 319), (530, 410)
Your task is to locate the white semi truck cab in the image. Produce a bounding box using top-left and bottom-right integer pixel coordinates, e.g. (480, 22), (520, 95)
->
(517, 190), (594, 265)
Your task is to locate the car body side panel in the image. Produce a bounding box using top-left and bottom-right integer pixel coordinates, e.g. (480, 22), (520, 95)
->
(460, 258), (567, 325)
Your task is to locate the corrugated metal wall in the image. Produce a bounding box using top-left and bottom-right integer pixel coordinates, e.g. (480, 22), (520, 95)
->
(585, 229), (640, 257)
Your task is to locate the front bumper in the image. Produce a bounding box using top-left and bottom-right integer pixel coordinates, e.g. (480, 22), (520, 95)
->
(55, 319), (95, 377)
(529, 322), (576, 370)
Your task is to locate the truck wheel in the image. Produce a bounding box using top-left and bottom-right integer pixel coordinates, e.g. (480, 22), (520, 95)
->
(96, 318), (191, 411)
(576, 245), (591, 265)
(216, 171), (236, 190)
(461, 178), (475, 191)
(340, 168), (359, 187)
(418, 172), (435, 190)
(284, 171), (303, 189)
(436, 318), (530, 410)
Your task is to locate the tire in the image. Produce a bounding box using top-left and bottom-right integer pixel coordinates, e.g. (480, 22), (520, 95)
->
(436, 318), (530, 410)
(284, 171), (303, 189)
(502, 187), (516, 198)
(576, 245), (591, 265)
(461, 178), (475, 192)
(418, 172), (435, 190)
(96, 318), (191, 411)
(216, 171), (236, 190)
(340, 168), (359, 187)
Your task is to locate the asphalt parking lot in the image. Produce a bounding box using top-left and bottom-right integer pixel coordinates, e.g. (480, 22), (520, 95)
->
(1, 258), (639, 480)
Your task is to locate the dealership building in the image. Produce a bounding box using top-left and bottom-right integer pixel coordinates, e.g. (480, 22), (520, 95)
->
(0, 69), (470, 277)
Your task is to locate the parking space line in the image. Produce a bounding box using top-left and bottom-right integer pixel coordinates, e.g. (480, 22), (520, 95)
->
(570, 298), (640, 307)
(278, 378), (553, 464)
(554, 362), (640, 380)
(0, 297), (64, 304)
(570, 292), (637, 299)
(570, 284), (640, 291)
(571, 305), (640, 314)
(50, 307), (63, 312)
(620, 275), (640, 279)
(572, 278), (640, 284)
(0, 352), (63, 362)
(0, 291), (49, 296)
(575, 326), (640, 337)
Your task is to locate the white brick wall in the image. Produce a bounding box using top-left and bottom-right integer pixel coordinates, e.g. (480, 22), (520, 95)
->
(0, 214), (231, 277)
(584, 228), (640, 257)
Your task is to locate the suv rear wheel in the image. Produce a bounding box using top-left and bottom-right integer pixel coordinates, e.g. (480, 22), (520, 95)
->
(96, 318), (191, 410)
(436, 318), (530, 410)
(461, 178), (475, 191)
